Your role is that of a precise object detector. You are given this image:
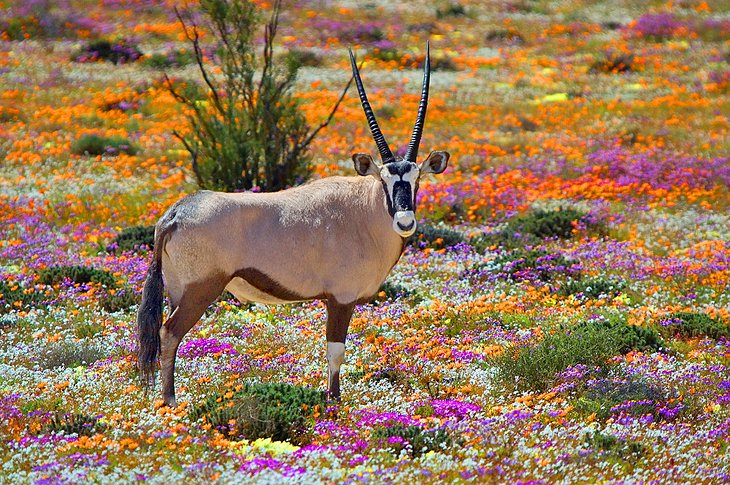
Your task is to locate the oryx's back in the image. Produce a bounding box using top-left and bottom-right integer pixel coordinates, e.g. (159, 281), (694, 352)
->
(157, 176), (403, 306)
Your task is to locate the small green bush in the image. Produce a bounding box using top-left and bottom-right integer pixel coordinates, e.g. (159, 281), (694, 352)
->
(39, 265), (117, 288)
(590, 51), (635, 74)
(493, 317), (661, 392)
(557, 277), (626, 300)
(372, 281), (419, 303)
(44, 413), (106, 437)
(407, 224), (465, 250)
(472, 208), (592, 250)
(436, 3), (467, 19)
(285, 49), (323, 68)
(107, 225), (155, 253)
(660, 312), (730, 340)
(584, 431), (646, 458)
(141, 49), (195, 69)
(172, 0), (345, 192)
(372, 424), (454, 457)
(575, 316), (664, 354)
(71, 39), (143, 64)
(41, 341), (106, 369)
(493, 248), (576, 282)
(189, 382), (326, 444)
(485, 28), (525, 44)
(574, 376), (668, 422)
(71, 134), (138, 156)
(100, 288), (140, 313)
(0, 280), (48, 314)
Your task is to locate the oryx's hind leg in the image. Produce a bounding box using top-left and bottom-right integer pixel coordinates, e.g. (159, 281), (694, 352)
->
(325, 299), (355, 400)
(159, 276), (228, 407)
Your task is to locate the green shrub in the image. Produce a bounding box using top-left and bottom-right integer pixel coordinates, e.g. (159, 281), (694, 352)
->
(557, 277), (626, 300)
(584, 431), (645, 458)
(71, 39), (143, 64)
(372, 280), (419, 303)
(575, 316), (664, 354)
(590, 51), (635, 74)
(39, 265), (117, 288)
(171, 0), (348, 192)
(44, 413), (106, 437)
(485, 28), (525, 44)
(0, 280), (48, 314)
(107, 225), (155, 253)
(436, 3), (467, 19)
(372, 424), (454, 457)
(493, 317), (661, 392)
(285, 49), (323, 68)
(574, 376), (669, 422)
(407, 224), (465, 250)
(100, 288), (140, 313)
(189, 382), (326, 444)
(472, 208), (592, 250)
(71, 134), (138, 156)
(73, 321), (104, 339)
(141, 49), (195, 69)
(493, 248), (576, 282)
(660, 312), (730, 340)
(41, 341), (106, 369)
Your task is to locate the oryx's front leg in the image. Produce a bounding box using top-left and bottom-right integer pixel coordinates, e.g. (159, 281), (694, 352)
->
(325, 299), (354, 399)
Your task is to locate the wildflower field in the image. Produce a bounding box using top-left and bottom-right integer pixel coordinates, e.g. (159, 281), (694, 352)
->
(1, 0), (730, 483)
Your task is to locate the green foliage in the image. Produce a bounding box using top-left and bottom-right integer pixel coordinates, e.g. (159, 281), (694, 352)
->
(485, 28), (525, 44)
(575, 316), (664, 354)
(285, 49), (323, 68)
(71, 134), (138, 156)
(107, 225), (155, 253)
(71, 39), (143, 64)
(41, 341), (106, 369)
(45, 413), (107, 437)
(189, 382), (326, 444)
(472, 208), (592, 250)
(172, 0), (343, 192)
(373, 280), (420, 303)
(73, 321), (104, 339)
(141, 49), (195, 69)
(372, 424), (454, 457)
(407, 224), (465, 250)
(584, 431), (646, 459)
(574, 376), (668, 422)
(0, 280), (47, 314)
(492, 248), (576, 282)
(493, 317), (661, 392)
(557, 277), (626, 300)
(590, 51), (635, 74)
(660, 312), (730, 340)
(100, 288), (140, 313)
(436, 3), (467, 19)
(39, 265), (117, 288)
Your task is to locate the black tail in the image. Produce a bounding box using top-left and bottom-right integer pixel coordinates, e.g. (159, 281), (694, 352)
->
(136, 225), (167, 391)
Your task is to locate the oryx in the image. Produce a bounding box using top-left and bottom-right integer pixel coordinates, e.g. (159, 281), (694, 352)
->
(137, 45), (450, 407)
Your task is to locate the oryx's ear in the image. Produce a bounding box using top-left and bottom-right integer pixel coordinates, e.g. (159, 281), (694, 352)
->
(352, 153), (381, 178)
(419, 151), (450, 174)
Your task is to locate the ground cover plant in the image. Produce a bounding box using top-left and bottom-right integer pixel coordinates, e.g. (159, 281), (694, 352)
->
(1, 0), (729, 483)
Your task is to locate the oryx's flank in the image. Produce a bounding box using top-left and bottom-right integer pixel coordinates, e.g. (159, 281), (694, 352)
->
(137, 44), (450, 407)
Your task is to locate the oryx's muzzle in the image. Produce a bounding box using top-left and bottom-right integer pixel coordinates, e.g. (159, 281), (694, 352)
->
(393, 210), (416, 237)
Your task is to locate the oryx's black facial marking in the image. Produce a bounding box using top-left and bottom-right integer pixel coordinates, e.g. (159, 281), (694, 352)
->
(378, 160), (418, 218)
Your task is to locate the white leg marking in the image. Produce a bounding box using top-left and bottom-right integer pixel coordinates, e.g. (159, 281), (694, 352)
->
(326, 341), (346, 389)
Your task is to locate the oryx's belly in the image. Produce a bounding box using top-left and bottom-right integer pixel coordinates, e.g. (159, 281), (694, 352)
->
(225, 276), (307, 305)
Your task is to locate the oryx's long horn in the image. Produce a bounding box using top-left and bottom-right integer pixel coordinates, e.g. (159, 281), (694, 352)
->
(349, 49), (395, 163)
(404, 42), (431, 163)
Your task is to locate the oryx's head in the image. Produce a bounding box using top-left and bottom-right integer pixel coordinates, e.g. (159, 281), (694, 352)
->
(349, 44), (450, 238)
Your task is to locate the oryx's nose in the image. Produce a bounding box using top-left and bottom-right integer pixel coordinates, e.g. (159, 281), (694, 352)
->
(393, 211), (417, 237)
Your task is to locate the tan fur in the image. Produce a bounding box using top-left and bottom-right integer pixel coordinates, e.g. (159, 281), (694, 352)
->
(160, 175), (403, 305)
